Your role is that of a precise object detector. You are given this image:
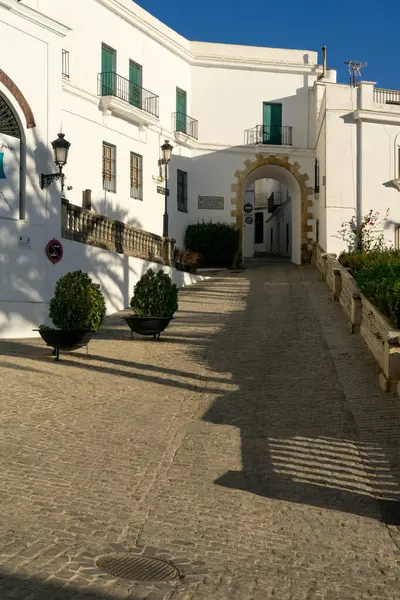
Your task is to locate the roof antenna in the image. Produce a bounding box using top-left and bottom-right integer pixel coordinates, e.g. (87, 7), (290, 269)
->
(344, 60), (367, 87)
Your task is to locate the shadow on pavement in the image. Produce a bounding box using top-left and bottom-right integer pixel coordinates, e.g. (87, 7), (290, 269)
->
(202, 263), (400, 525)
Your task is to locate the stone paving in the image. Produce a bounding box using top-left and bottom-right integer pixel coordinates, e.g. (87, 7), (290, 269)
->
(1, 263), (400, 599)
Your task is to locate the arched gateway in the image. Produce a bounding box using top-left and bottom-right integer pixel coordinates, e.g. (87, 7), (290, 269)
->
(0, 71), (34, 220)
(231, 154), (314, 264)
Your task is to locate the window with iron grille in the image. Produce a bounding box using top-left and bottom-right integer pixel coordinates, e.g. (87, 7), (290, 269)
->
(62, 50), (70, 78)
(314, 158), (320, 193)
(130, 152), (143, 200)
(102, 142), (116, 192)
(177, 169), (188, 212)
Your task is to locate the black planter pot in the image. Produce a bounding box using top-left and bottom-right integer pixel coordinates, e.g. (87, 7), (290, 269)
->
(34, 328), (94, 361)
(124, 316), (173, 340)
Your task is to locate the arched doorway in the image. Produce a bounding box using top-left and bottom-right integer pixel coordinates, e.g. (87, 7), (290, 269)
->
(0, 93), (24, 219)
(231, 155), (314, 265)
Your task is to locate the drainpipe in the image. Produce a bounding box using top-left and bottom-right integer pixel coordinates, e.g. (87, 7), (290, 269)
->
(356, 103), (363, 250)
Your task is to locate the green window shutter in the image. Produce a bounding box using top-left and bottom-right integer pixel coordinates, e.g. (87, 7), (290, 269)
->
(176, 89), (187, 133)
(101, 45), (115, 96)
(129, 61), (142, 108)
(263, 103), (282, 145)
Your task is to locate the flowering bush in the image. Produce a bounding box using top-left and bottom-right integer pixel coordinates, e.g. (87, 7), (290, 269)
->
(333, 209), (389, 253)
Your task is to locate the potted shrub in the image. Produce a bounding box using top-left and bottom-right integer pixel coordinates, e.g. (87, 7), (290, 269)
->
(124, 268), (178, 340)
(174, 248), (201, 273)
(35, 270), (106, 361)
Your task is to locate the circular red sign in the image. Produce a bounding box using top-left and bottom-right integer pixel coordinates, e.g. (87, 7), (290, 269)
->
(45, 239), (63, 264)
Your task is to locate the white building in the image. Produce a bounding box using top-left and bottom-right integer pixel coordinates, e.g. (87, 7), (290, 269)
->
(1, 0), (400, 338)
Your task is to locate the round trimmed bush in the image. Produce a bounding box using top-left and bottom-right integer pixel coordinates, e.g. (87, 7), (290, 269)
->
(48, 270), (106, 331)
(130, 268), (178, 318)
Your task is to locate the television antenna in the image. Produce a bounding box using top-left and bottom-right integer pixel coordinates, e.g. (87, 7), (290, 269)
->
(345, 60), (367, 87)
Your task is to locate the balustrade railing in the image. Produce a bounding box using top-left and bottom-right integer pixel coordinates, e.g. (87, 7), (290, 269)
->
(374, 88), (400, 105)
(61, 201), (174, 265)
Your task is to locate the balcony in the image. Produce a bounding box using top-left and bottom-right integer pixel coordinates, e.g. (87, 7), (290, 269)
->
(172, 112), (199, 147)
(97, 72), (159, 127)
(245, 125), (292, 146)
(267, 192), (282, 213)
(374, 88), (400, 105)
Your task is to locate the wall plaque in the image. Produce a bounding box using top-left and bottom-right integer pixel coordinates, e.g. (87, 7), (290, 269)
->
(198, 196), (224, 210)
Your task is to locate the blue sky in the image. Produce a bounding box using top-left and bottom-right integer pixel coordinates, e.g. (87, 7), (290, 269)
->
(135, 0), (399, 90)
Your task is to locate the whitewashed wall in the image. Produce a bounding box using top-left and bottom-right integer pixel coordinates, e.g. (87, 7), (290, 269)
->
(1, 235), (204, 339)
(0, 1), (67, 339)
(316, 80), (400, 255)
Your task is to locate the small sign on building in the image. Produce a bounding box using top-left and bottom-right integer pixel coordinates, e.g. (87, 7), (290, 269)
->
(45, 239), (63, 264)
(243, 202), (253, 214)
(198, 196), (224, 210)
(157, 186), (169, 196)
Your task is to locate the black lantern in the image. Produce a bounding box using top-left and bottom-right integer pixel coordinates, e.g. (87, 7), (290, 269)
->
(40, 132), (71, 191)
(52, 133), (70, 169)
(161, 139), (173, 164)
(161, 140), (173, 237)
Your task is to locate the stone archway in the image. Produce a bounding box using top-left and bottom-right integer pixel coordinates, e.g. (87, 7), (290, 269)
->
(231, 154), (314, 263)
(0, 70), (36, 129)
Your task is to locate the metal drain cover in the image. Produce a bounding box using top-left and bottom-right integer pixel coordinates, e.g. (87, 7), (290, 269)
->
(96, 553), (181, 582)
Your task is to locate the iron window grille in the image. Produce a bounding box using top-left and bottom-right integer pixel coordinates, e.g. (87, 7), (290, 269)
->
(177, 169), (188, 213)
(315, 159), (320, 193)
(130, 152), (143, 200)
(102, 142), (116, 193)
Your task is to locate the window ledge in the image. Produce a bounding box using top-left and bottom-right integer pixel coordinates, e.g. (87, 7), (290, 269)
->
(99, 96), (159, 128)
(174, 131), (199, 149)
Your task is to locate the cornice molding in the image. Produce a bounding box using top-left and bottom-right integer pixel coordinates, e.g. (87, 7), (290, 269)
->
(95, 0), (321, 75)
(352, 109), (400, 125)
(0, 0), (71, 37)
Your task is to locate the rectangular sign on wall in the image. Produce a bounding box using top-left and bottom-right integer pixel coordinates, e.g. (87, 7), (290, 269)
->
(198, 196), (224, 210)
(0, 132), (20, 220)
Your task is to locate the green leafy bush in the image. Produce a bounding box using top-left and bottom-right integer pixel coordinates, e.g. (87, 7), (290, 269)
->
(48, 270), (106, 331)
(130, 268), (178, 318)
(185, 222), (240, 268)
(339, 252), (400, 327)
(339, 249), (400, 275)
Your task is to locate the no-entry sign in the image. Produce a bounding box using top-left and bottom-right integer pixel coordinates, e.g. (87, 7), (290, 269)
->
(45, 239), (63, 264)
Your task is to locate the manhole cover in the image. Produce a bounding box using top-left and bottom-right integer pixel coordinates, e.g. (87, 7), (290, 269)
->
(96, 554), (181, 582)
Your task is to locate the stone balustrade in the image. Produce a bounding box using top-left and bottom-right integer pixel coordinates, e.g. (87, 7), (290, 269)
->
(61, 200), (175, 266)
(315, 244), (400, 392)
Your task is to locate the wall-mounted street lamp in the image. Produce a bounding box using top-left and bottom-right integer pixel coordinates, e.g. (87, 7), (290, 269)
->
(40, 133), (71, 193)
(161, 139), (173, 238)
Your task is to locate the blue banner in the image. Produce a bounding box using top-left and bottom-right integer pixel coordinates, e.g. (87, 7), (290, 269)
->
(0, 152), (5, 180)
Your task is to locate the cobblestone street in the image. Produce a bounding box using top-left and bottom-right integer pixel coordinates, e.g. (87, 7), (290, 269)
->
(1, 263), (400, 599)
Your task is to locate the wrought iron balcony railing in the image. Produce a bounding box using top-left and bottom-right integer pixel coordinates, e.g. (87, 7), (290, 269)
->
(172, 112), (198, 139)
(98, 72), (159, 118)
(245, 125), (292, 146)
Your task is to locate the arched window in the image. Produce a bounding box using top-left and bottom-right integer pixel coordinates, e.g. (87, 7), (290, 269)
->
(0, 94), (23, 219)
(0, 95), (21, 139)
